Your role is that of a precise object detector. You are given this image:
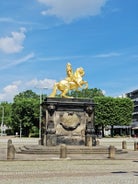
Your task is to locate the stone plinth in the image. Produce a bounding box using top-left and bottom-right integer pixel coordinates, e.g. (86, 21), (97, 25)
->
(41, 97), (95, 146)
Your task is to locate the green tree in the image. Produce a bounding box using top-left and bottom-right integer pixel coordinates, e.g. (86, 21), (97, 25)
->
(0, 102), (12, 134)
(94, 97), (133, 137)
(13, 90), (39, 102)
(11, 90), (39, 137)
(0, 102), (12, 125)
(70, 88), (104, 98)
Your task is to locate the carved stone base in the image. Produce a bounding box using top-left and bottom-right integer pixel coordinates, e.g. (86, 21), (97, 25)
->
(41, 97), (95, 146)
(57, 135), (85, 145)
(46, 134), (57, 146)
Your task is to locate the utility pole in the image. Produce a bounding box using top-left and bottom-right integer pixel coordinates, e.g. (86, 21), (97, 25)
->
(0, 106), (4, 136)
(20, 119), (22, 138)
(35, 87), (48, 139)
(39, 92), (42, 139)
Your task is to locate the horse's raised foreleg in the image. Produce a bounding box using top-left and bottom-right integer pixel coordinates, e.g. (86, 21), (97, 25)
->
(60, 88), (73, 98)
(60, 88), (69, 98)
(84, 82), (88, 89)
(80, 81), (88, 89)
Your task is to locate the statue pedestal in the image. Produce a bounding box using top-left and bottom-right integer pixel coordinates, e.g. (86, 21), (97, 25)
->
(41, 97), (95, 146)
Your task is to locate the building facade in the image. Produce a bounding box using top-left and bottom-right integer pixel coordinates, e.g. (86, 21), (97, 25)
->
(126, 89), (138, 136)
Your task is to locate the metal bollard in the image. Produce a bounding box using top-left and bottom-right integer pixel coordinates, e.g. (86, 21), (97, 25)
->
(122, 141), (127, 149)
(108, 145), (115, 159)
(60, 144), (67, 159)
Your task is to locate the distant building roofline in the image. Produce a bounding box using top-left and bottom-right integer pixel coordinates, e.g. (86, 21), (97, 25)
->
(126, 89), (138, 95)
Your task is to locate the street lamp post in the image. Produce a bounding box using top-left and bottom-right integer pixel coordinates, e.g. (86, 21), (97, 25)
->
(19, 120), (22, 138)
(0, 106), (4, 136)
(35, 87), (48, 139)
(39, 92), (42, 139)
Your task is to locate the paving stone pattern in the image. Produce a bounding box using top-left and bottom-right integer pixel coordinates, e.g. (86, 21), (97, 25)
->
(0, 137), (138, 183)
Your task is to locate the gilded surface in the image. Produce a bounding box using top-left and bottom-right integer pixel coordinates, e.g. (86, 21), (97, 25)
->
(49, 63), (88, 98)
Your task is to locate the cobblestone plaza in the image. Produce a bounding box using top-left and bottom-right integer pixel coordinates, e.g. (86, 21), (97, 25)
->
(0, 137), (138, 184)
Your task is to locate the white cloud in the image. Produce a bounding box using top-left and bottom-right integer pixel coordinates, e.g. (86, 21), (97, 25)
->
(37, 0), (108, 23)
(0, 27), (26, 54)
(94, 52), (121, 58)
(0, 78), (56, 102)
(13, 53), (35, 65)
(0, 17), (39, 26)
(38, 52), (120, 62)
(0, 17), (14, 23)
(4, 84), (19, 94)
(26, 78), (56, 89)
(0, 53), (35, 70)
(102, 90), (106, 95)
(0, 83), (20, 102)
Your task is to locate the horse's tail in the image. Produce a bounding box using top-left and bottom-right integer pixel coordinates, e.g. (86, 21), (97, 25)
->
(49, 83), (58, 97)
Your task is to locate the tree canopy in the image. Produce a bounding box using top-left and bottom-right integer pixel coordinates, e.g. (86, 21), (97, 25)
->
(94, 96), (133, 126)
(70, 88), (104, 98)
(94, 96), (134, 136)
(11, 90), (40, 136)
(0, 88), (134, 137)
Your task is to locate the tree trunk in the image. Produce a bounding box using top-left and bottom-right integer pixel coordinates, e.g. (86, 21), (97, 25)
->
(102, 125), (104, 137)
(111, 125), (114, 137)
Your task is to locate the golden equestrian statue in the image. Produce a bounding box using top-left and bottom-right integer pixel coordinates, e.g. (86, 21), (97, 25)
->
(49, 63), (88, 98)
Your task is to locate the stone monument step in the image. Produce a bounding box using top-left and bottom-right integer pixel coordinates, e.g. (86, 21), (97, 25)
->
(16, 145), (127, 155)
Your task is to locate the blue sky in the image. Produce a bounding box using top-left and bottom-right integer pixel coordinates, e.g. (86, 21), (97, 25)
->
(0, 0), (138, 102)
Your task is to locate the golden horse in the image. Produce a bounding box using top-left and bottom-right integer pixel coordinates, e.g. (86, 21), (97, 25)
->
(49, 67), (88, 98)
